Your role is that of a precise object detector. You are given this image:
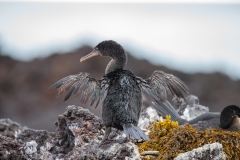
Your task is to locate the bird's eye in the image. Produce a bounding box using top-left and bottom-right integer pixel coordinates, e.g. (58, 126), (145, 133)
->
(95, 47), (98, 50)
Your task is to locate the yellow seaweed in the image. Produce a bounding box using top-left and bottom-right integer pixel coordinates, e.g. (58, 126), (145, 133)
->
(139, 116), (240, 160)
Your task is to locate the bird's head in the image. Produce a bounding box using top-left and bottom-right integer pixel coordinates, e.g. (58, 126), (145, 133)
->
(220, 105), (240, 129)
(80, 40), (125, 62)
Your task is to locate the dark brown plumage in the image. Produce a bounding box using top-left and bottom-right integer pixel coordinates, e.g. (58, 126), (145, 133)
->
(50, 40), (188, 145)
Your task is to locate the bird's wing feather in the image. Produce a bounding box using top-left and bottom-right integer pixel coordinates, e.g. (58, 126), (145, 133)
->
(49, 72), (108, 108)
(140, 70), (188, 102)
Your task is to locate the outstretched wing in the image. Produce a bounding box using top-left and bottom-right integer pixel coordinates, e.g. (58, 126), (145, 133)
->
(140, 70), (188, 102)
(49, 72), (107, 108)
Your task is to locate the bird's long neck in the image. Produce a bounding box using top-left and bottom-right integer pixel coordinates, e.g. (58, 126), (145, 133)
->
(105, 53), (127, 74)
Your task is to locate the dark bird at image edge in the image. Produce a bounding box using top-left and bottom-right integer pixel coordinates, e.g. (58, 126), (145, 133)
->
(50, 40), (188, 145)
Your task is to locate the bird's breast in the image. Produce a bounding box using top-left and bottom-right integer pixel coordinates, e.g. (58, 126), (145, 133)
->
(101, 70), (142, 111)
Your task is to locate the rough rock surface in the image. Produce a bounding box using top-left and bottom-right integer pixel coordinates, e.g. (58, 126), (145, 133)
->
(0, 105), (142, 160)
(0, 134), (25, 159)
(0, 118), (25, 138)
(138, 107), (160, 131)
(173, 95), (209, 121)
(174, 142), (225, 160)
(0, 106), (226, 160)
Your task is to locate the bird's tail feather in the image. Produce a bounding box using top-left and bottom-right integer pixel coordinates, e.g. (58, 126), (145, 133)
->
(153, 100), (187, 125)
(123, 124), (149, 141)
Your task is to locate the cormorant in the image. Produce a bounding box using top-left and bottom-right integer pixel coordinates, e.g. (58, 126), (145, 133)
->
(220, 105), (240, 132)
(155, 98), (240, 132)
(50, 40), (188, 144)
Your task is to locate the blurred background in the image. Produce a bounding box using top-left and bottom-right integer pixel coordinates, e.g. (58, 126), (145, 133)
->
(0, 2), (240, 131)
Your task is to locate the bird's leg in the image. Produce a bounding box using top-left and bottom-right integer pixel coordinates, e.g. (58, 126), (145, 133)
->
(116, 137), (128, 144)
(98, 127), (111, 147)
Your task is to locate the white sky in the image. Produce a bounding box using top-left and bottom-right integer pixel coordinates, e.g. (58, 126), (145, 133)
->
(3, 0), (240, 3)
(0, 2), (240, 79)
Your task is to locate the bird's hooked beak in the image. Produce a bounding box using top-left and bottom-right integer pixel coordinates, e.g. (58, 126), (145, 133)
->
(80, 49), (101, 62)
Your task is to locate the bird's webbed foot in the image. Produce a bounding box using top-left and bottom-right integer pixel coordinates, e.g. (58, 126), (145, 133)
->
(98, 127), (111, 147)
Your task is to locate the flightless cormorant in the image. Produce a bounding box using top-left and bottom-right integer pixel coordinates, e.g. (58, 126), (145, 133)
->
(50, 40), (188, 145)
(155, 97), (240, 132)
(220, 105), (240, 132)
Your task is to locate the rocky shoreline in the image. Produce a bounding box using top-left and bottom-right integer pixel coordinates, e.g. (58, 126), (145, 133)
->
(0, 105), (230, 160)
